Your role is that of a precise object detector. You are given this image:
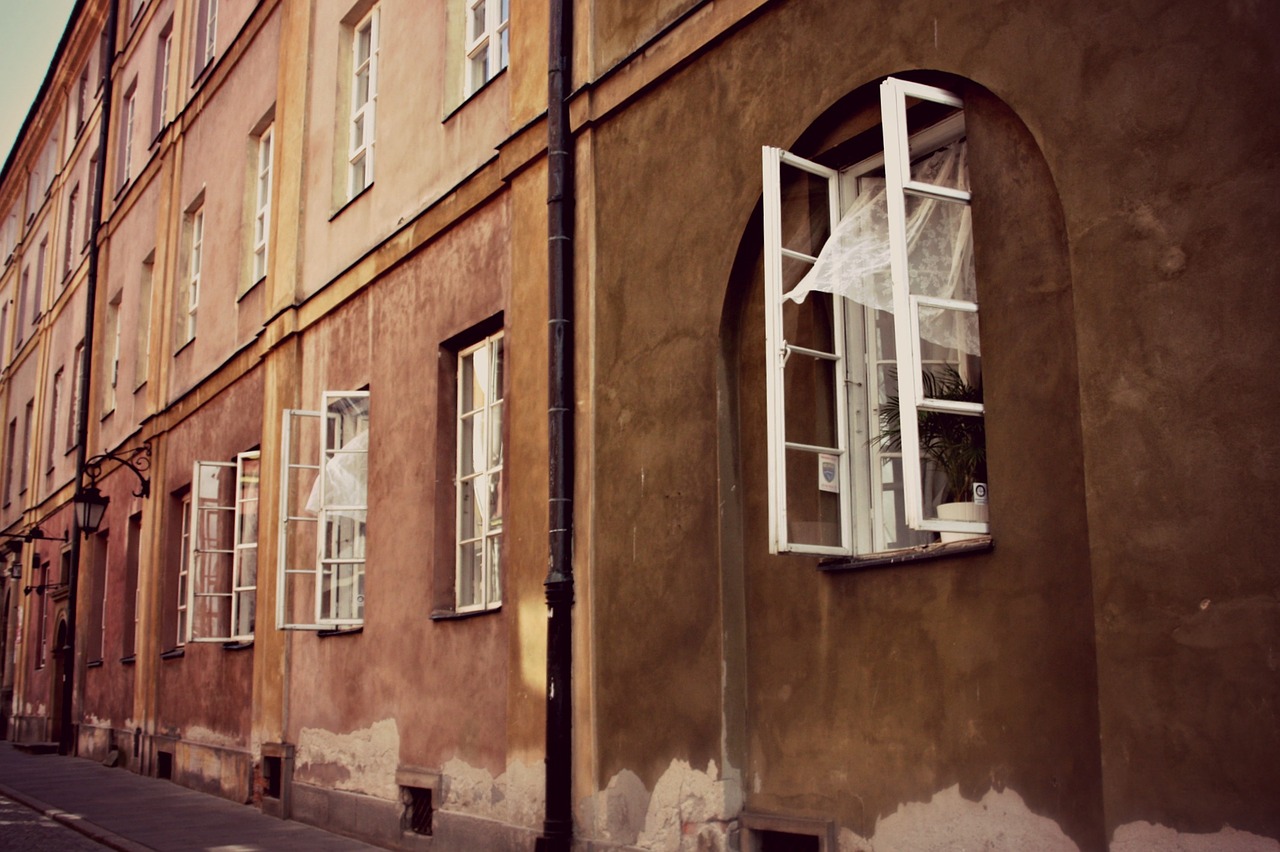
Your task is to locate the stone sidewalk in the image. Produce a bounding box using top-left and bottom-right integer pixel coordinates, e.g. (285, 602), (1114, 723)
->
(0, 742), (382, 851)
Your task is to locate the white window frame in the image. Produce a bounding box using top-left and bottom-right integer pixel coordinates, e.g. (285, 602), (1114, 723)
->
(186, 453), (258, 643)
(120, 85), (137, 189)
(252, 125), (273, 281)
(464, 0), (509, 96)
(347, 8), (379, 198)
(63, 184), (79, 278)
(455, 332), (503, 611)
(176, 493), (191, 645)
(762, 77), (987, 557)
(195, 0), (218, 72)
(154, 24), (172, 138)
(278, 391), (369, 630)
(185, 205), (203, 343)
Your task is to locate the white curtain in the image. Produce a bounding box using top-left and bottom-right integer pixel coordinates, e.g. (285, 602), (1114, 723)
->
(785, 142), (979, 356)
(305, 428), (368, 515)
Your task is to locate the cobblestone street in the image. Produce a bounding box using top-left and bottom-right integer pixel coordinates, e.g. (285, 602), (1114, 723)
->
(0, 793), (106, 851)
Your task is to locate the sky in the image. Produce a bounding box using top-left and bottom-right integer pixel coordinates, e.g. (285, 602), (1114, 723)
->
(0, 0), (79, 168)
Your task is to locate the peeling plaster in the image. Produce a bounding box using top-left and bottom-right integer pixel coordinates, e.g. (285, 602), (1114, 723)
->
(634, 759), (742, 852)
(295, 719), (400, 800)
(835, 785), (1078, 852)
(1112, 822), (1280, 852)
(441, 757), (544, 829)
(580, 769), (651, 846)
(181, 725), (243, 750)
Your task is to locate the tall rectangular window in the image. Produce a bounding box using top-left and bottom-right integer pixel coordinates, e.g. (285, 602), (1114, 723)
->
(48, 368), (63, 472)
(252, 126), (273, 281)
(19, 399), (32, 496)
(348, 8), (379, 197)
(456, 333), (503, 611)
(67, 342), (84, 451)
(36, 562), (50, 669)
(32, 237), (46, 324)
(186, 451), (258, 642)
(194, 0), (218, 73)
(176, 493), (191, 645)
(153, 22), (173, 138)
(182, 205), (203, 345)
(123, 513), (142, 658)
(76, 65), (90, 136)
(3, 419), (15, 506)
(278, 391), (368, 629)
(118, 82), (137, 190)
(86, 533), (108, 662)
(15, 268), (27, 348)
(85, 151), (98, 245)
(63, 184), (79, 279)
(136, 253), (153, 388)
(103, 292), (122, 414)
(464, 0), (509, 96)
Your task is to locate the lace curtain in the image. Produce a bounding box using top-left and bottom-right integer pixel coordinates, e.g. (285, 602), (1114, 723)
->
(785, 142), (979, 356)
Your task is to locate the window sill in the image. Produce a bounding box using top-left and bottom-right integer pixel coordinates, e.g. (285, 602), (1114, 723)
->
(445, 66), (508, 123)
(120, 654), (135, 665)
(236, 275), (264, 304)
(818, 536), (993, 572)
(86, 659), (103, 668)
(317, 626), (363, 638)
(430, 605), (501, 622)
(329, 182), (373, 222)
(222, 640), (253, 651)
(173, 337), (194, 357)
(159, 647), (184, 660)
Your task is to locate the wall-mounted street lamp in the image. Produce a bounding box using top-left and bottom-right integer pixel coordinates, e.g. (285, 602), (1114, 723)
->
(2, 526), (69, 581)
(74, 444), (152, 536)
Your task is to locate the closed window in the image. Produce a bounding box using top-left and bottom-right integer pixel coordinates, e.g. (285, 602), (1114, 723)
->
(347, 8), (379, 197)
(455, 333), (503, 611)
(464, 0), (509, 96)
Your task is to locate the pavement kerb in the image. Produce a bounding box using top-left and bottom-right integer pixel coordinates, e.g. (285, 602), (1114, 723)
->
(0, 779), (154, 852)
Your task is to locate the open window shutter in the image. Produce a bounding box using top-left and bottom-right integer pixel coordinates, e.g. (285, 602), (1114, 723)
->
(317, 391), (368, 626)
(278, 409), (322, 629)
(231, 450), (259, 640)
(880, 77), (988, 536)
(762, 146), (853, 556)
(188, 460), (235, 642)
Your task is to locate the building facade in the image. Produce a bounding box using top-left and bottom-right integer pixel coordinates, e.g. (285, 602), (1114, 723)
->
(1, 1), (1277, 850)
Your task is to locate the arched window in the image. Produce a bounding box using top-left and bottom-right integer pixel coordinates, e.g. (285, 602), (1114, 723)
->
(762, 78), (987, 557)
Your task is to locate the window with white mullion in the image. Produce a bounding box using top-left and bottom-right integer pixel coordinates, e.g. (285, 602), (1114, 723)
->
(176, 494), (191, 645)
(187, 207), (203, 341)
(253, 127), (273, 280)
(348, 9), (378, 197)
(762, 146), (853, 556)
(464, 0), (509, 96)
(456, 333), (503, 611)
(231, 451), (259, 639)
(317, 391), (369, 625)
(187, 461), (236, 642)
(880, 77), (986, 535)
(278, 409), (323, 630)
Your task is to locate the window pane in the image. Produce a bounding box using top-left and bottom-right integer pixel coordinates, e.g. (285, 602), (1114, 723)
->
(783, 354), (838, 449)
(459, 479), (484, 540)
(458, 541), (481, 608)
(236, 589), (255, 636)
(783, 448), (842, 547)
(324, 511), (366, 559)
(487, 470), (502, 530)
(488, 401), (503, 468)
(471, 0), (486, 39)
(780, 289), (836, 353)
(778, 163), (831, 258)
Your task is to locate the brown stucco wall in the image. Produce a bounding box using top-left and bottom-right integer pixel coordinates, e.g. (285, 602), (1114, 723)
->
(578, 0), (1280, 848)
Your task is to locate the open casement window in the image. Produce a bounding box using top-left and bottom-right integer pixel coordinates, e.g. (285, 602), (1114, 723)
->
(186, 452), (259, 642)
(278, 391), (368, 629)
(456, 333), (503, 611)
(762, 77), (987, 557)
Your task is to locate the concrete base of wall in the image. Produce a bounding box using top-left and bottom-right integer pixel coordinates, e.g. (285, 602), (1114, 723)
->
(291, 781), (541, 851)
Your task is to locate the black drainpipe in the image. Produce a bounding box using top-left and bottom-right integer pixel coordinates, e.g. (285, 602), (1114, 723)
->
(62, 0), (118, 756)
(539, 0), (574, 848)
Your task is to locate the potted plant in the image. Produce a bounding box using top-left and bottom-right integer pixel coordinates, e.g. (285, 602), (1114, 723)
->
(876, 365), (987, 539)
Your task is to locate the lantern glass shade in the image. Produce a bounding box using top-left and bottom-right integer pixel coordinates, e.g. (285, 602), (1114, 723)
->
(75, 486), (110, 533)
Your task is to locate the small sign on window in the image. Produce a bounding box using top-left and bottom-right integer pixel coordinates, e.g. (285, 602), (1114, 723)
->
(818, 453), (839, 493)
